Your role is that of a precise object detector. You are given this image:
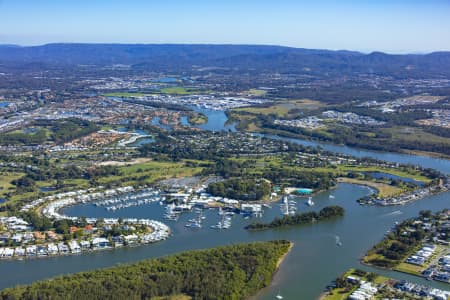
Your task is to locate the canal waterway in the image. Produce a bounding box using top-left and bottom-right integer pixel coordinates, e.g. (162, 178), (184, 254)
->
(0, 109), (448, 299)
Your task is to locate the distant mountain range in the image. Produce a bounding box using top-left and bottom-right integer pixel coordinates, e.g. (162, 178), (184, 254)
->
(1, 43), (450, 77)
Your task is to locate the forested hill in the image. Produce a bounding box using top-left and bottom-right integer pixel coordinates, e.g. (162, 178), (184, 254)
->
(1, 43), (450, 77)
(0, 240), (292, 300)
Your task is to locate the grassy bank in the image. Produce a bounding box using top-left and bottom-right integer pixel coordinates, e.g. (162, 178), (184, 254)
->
(187, 112), (208, 125)
(337, 178), (404, 198)
(97, 160), (204, 187)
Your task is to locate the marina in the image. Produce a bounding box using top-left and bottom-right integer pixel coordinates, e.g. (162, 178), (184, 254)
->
(280, 195), (297, 216)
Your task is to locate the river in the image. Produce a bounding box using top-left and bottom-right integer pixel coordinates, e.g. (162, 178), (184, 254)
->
(190, 107), (236, 132)
(0, 109), (448, 299)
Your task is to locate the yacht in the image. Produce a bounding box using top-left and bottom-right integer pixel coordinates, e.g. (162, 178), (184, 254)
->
(185, 220), (202, 229)
(164, 214), (179, 221)
(211, 214), (231, 229)
(306, 197), (314, 206)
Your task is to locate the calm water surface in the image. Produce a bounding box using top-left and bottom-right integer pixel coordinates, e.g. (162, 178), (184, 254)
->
(190, 107), (236, 132)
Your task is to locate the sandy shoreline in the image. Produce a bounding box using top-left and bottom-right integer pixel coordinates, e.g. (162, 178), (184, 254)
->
(247, 241), (294, 300)
(276, 241), (294, 270)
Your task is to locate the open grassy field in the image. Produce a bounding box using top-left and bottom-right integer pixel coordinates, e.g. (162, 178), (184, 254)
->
(234, 99), (324, 118)
(151, 295), (191, 300)
(337, 178), (404, 197)
(160, 87), (191, 95)
(188, 113), (208, 125)
(299, 165), (431, 183)
(159, 87), (201, 95)
(227, 156), (432, 187)
(97, 160), (204, 186)
(103, 92), (148, 97)
(234, 105), (290, 118)
(282, 99), (325, 110)
(243, 89), (267, 96)
(387, 126), (450, 146)
(63, 178), (91, 189)
(323, 287), (357, 300)
(229, 98), (326, 132)
(334, 165), (432, 183)
(98, 157), (153, 166)
(394, 262), (424, 276)
(0, 172), (24, 198)
(0, 172), (62, 211)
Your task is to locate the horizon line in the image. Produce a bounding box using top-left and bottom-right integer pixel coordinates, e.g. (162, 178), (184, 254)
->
(1, 42), (449, 56)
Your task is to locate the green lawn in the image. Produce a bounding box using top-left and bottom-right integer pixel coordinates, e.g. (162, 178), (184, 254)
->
(103, 92), (148, 97)
(188, 113), (208, 125)
(0, 172), (24, 198)
(388, 126), (450, 145)
(394, 262), (423, 276)
(98, 160), (204, 186)
(244, 89), (267, 96)
(233, 105), (290, 118)
(338, 165), (432, 183)
(151, 295), (191, 300)
(337, 178), (404, 198)
(160, 87), (197, 95)
(324, 287), (357, 300)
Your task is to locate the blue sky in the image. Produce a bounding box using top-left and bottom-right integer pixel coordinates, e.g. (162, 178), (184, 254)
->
(1, 0), (450, 53)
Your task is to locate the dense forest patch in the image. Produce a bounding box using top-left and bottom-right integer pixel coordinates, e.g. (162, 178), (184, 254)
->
(0, 240), (292, 300)
(246, 206), (345, 230)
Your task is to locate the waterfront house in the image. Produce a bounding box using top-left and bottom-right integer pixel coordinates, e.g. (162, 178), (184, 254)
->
(0, 233), (10, 245)
(123, 234), (139, 245)
(3, 247), (14, 258)
(26, 245), (36, 256)
(68, 240), (81, 254)
(57, 242), (69, 254)
(11, 233), (23, 244)
(435, 272), (450, 283)
(36, 245), (48, 256)
(111, 236), (124, 247)
(92, 237), (111, 249)
(9, 224), (30, 232)
(14, 247), (25, 257)
(79, 240), (91, 251)
(23, 232), (34, 243)
(47, 243), (58, 255)
(346, 276), (361, 284)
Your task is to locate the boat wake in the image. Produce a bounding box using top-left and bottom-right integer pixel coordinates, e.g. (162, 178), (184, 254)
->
(335, 235), (343, 247)
(381, 210), (403, 217)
